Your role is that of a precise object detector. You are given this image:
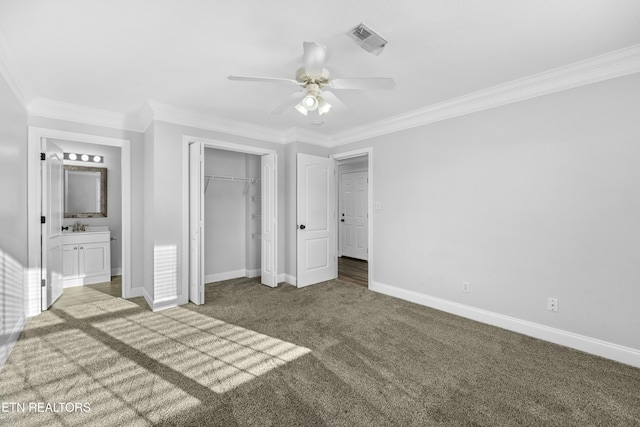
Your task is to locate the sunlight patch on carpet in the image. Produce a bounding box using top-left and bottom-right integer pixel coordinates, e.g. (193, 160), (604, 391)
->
(81, 299), (311, 394)
(0, 327), (199, 426)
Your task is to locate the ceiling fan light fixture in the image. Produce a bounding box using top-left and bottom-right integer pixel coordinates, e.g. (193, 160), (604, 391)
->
(294, 101), (309, 116)
(317, 96), (331, 115)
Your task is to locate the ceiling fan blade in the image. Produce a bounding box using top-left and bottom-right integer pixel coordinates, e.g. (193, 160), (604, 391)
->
(271, 91), (305, 115)
(228, 75), (302, 86)
(319, 90), (348, 113)
(303, 42), (327, 76)
(329, 77), (396, 90)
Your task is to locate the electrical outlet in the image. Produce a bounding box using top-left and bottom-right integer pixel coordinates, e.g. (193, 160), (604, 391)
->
(462, 282), (470, 293)
(547, 298), (558, 312)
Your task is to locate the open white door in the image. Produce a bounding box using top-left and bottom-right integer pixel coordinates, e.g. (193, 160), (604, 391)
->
(189, 142), (205, 304)
(261, 153), (278, 287)
(341, 170), (368, 260)
(296, 153), (336, 287)
(42, 138), (64, 309)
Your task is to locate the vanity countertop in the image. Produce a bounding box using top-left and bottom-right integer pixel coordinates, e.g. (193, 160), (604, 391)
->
(63, 226), (110, 234)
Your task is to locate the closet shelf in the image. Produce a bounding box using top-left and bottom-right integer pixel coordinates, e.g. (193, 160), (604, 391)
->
(204, 174), (260, 193)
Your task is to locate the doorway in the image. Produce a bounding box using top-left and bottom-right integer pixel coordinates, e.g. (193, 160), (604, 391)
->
(296, 149), (373, 289)
(204, 148), (262, 282)
(28, 128), (132, 317)
(57, 138), (123, 304)
(337, 155), (369, 288)
(186, 137), (278, 305)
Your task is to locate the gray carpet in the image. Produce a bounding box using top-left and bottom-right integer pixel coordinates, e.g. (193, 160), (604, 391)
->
(1, 277), (639, 426)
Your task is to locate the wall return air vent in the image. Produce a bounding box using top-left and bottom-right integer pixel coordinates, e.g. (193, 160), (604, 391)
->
(347, 23), (388, 56)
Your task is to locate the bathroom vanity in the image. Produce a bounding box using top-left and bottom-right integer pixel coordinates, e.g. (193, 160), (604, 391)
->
(62, 230), (111, 287)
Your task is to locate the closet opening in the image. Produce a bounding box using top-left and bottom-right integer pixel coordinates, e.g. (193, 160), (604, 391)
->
(204, 148), (262, 283)
(186, 138), (278, 305)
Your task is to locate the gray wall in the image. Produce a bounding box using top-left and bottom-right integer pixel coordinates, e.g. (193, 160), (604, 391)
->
(330, 73), (640, 350)
(0, 73), (27, 368)
(52, 139), (122, 275)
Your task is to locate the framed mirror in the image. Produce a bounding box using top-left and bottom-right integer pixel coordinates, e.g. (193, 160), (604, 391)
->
(64, 165), (108, 218)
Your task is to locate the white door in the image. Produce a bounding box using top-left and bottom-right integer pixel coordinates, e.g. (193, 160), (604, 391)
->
(42, 138), (64, 309)
(189, 142), (205, 305)
(261, 153), (278, 287)
(296, 153), (336, 287)
(340, 171), (368, 260)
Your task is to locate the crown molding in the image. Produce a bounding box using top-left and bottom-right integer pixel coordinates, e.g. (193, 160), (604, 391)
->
(282, 126), (331, 146)
(27, 98), (142, 132)
(329, 43), (640, 146)
(0, 27), (31, 109)
(17, 44), (640, 146)
(146, 101), (288, 144)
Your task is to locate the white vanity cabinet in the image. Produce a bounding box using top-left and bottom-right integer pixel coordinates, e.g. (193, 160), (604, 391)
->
(62, 231), (111, 287)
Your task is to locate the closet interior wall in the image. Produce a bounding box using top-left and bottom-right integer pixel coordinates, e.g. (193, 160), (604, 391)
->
(204, 148), (261, 283)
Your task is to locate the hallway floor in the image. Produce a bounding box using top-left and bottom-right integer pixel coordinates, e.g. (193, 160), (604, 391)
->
(337, 256), (368, 287)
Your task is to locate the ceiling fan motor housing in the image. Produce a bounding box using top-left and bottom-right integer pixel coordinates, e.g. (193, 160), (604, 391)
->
(296, 67), (330, 86)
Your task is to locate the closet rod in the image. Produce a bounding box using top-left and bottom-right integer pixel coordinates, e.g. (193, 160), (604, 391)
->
(205, 174), (257, 182)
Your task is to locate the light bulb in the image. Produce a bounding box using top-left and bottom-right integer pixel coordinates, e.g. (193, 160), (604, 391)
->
(68, 153), (77, 160)
(81, 154), (89, 161)
(93, 156), (102, 163)
(302, 94), (318, 111)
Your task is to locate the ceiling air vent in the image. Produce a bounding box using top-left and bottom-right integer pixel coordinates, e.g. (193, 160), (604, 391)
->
(347, 23), (388, 56)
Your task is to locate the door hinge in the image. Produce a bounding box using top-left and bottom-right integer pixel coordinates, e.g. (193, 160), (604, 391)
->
(41, 216), (46, 224)
(41, 152), (46, 161)
(41, 278), (46, 288)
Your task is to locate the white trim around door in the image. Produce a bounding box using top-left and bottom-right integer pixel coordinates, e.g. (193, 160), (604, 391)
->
(330, 148), (373, 288)
(27, 127), (132, 317)
(181, 136), (279, 303)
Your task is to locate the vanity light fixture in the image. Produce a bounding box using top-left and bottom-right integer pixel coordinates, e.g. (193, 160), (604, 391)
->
(63, 152), (104, 163)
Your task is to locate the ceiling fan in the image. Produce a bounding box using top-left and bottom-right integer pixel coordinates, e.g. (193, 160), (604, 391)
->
(228, 42), (395, 117)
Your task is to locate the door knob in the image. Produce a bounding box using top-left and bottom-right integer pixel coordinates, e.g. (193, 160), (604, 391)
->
(299, 224), (306, 230)
(62, 226), (69, 231)
(340, 219), (344, 222)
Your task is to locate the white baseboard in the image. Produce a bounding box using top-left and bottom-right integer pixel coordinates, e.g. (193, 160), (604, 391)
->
(63, 274), (111, 288)
(0, 315), (26, 371)
(151, 297), (180, 312)
(203, 270), (288, 284)
(283, 273), (296, 286)
(142, 286), (154, 311)
(205, 269), (248, 284)
(111, 267), (122, 276)
(127, 286), (144, 298)
(371, 281), (640, 368)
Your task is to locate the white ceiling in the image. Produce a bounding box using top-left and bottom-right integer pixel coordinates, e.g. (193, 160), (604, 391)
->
(1, 0), (639, 136)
